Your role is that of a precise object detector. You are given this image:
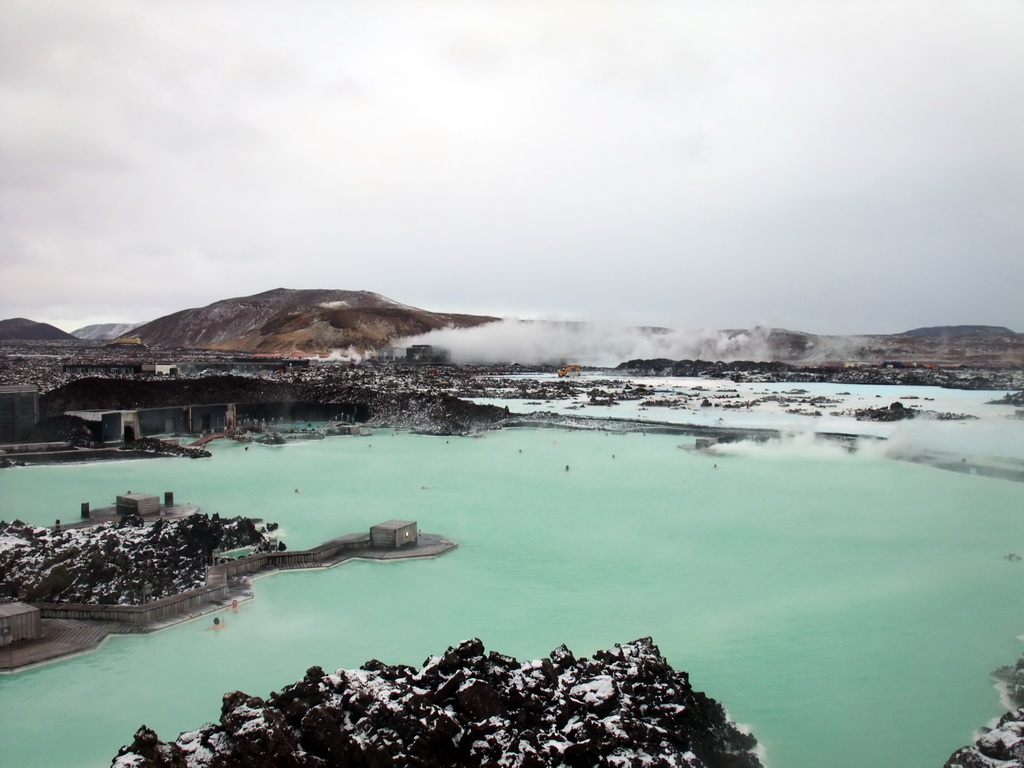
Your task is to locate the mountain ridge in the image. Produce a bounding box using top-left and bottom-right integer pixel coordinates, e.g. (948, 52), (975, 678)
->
(71, 322), (142, 341)
(4, 290), (1022, 365)
(899, 325), (1015, 337)
(127, 288), (499, 353)
(0, 317), (77, 341)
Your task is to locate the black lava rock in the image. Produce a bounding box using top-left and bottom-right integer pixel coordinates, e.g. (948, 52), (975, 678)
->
(113, 637), (763, 768)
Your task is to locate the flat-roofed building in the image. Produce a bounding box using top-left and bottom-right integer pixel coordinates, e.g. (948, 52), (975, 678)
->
(370, 520), (419, 549)
(116, 493), (161, 516)
(62, 361), (144, 375)
(406, 345), (449, 364)
(0, 602), (42, 644)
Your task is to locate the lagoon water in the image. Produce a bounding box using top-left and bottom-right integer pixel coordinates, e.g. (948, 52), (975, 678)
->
(2, 410), (1024, 767)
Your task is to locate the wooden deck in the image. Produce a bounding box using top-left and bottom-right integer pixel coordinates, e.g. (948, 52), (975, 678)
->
(0, 618), (121, 670)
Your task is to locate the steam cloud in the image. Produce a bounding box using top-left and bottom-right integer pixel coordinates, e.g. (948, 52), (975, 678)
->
(396, 320), (777, 366)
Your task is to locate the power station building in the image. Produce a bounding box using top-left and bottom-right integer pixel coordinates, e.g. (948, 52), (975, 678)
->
(375, 345), (450, 364)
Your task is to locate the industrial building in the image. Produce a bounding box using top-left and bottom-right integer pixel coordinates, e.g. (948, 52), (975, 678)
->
(63, 358), (309, 376)
(375, 345), (450, 364)
(62, 361), (144, 375)
(0, 385), (39, 442)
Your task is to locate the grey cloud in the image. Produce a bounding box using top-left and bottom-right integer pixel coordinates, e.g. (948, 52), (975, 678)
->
(1, 0), (1021, 335)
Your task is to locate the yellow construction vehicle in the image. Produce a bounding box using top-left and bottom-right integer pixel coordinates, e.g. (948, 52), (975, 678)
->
(557, 365), (582, 377)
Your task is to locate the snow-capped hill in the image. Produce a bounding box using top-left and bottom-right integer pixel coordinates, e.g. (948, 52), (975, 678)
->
(71, 322), (141, 340)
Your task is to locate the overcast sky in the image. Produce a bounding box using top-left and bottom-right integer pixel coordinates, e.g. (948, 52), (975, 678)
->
(2, 0), (1022, 335)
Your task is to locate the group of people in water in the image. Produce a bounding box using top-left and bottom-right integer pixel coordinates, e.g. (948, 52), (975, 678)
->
(206, 599), (239, 630)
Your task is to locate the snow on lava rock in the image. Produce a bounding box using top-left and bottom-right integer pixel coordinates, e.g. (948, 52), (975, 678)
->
(0, 514), (271, 604)
(114, 637), (763, 768)
(944, 708), (1024, 768)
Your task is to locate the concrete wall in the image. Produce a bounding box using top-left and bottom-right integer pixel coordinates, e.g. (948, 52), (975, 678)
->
(138, 407), (189, 436)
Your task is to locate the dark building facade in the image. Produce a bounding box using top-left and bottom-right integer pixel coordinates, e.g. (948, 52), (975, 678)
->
(0, 385), (39, 442)
(66, 401), (364, 443)
(62, 361), (144, 375)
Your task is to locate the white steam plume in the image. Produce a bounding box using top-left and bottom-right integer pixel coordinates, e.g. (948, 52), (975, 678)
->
(324, 346), (366, 363)
(395, 320), (776, 366)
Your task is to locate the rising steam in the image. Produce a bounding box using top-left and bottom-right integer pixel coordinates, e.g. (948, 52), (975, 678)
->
(395, 320), (778, 366)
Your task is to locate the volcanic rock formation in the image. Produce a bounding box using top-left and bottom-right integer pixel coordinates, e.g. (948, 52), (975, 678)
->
(944, 708), (1024, 767)
(113, 637), (762, 768)
(0, 514), (271, 604)
(944, 650), (1024, 767)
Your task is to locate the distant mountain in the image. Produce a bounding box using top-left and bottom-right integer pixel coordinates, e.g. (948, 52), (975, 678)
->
(71, 322), (141, 341)
(899, 325), (1015, 337)
(756, 327), (1024, 366)
(49, 287), (1024, 365)
(0, 317), (76, 341)
(594, 326), (1023, 367)
(131, 288), (498, 352)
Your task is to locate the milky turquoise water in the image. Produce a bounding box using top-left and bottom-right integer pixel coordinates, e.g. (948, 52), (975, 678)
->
(2, 426), (1023, 768)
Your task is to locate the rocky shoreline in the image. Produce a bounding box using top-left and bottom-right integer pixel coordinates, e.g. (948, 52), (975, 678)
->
(113, 637), (763, 768)
(944, 653), (1024, 767)
(615, 358), (1024, 391)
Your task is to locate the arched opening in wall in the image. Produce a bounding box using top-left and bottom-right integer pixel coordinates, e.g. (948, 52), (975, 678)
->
(123, 425), (135, 443)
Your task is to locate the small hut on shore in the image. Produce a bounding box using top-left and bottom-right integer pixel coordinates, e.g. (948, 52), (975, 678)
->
(0, 602), (41, 645)
(116, 493), (160, 516)
(370, 521), (418, 549)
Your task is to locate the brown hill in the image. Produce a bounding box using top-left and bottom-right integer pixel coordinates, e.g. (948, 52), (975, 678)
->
(776, 328), (1024, 366)
(0, 317), (77, 341)
(631, 327), (1024, 366)
(130, 288), (498, 353)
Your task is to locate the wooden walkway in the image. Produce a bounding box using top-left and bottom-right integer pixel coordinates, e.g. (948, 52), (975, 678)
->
(188, 434), (224, 448)
(0, 535), (456, 672)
